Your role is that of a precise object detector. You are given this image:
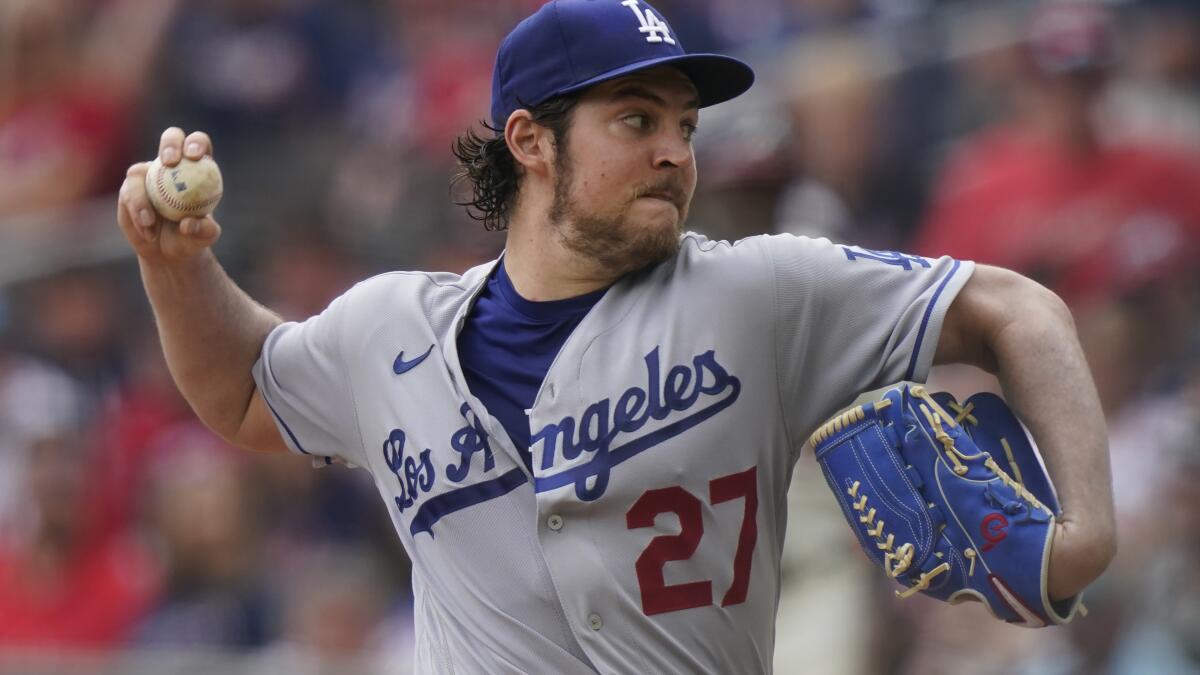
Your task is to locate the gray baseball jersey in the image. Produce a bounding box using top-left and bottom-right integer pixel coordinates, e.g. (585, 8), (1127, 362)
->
(253, 232), (974, 674)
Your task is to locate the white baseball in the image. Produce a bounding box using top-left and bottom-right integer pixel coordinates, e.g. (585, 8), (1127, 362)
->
(144, 155), (224, 222)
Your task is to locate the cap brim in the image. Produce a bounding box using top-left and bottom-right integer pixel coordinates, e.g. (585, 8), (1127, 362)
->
(556, 53), (755, 109)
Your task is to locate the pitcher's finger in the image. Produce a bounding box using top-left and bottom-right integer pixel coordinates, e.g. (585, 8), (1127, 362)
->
(183, 131), (213, 160)
(159, 127), (185, 166)
(120, 168), (158, 229)
(126, 162), (150, 178)
(179, 216), (221, 243)
(118, 175), (157, 242)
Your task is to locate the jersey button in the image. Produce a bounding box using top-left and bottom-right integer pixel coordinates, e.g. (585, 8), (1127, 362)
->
(588, 613), (603, 631)
(547, 514), (564, 531)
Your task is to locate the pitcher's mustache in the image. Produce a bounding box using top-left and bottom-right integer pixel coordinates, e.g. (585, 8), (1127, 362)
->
(635, 181), (688, 207)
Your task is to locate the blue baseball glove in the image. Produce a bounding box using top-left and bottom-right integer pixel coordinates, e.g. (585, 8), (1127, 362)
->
(809, 383), (1084, 627)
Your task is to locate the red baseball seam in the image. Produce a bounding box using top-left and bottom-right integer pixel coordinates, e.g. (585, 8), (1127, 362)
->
(154, 165), (222, 215)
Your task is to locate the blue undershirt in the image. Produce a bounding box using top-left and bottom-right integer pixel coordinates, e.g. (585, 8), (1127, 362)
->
(458, 259), (607, 471)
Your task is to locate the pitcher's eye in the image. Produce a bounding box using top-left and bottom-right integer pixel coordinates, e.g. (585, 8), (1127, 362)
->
(622, 114), (648, 130)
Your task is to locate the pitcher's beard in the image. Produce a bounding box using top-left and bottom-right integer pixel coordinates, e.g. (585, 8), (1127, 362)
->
(548, 158), (686, 278)
(554, 209), (683, 276)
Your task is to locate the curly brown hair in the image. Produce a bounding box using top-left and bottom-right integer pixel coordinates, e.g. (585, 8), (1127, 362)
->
(451, 93), (582, 232)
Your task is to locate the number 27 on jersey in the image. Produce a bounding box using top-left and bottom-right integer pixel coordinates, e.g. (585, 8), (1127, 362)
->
(625, 466), (758, 616)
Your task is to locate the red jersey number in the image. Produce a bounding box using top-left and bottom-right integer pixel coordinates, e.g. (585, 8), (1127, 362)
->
(625, 466), (759, 616)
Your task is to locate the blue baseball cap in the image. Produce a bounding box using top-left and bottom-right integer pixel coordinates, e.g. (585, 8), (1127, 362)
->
(490, 0), (755, 126)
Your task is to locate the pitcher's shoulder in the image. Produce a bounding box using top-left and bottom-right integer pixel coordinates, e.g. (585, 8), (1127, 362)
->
(336, 262), (494, 323)
(672, 231), (789, 274)
(676, 231), (830, 261)
(347, 269), (472, 297)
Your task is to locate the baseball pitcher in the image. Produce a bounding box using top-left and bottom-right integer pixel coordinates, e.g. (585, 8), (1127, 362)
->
(116, 1), (1116, 672)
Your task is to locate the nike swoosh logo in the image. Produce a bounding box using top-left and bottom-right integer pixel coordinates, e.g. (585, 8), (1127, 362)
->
(393, 345), (434, 375)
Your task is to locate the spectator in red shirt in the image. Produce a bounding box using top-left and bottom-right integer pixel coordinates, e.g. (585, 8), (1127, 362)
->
(0, 0), (179, 220)
(916, 2), (1200, 414)
(0, 427), (160, 650)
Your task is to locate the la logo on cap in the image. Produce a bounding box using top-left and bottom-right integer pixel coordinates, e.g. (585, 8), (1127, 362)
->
(488, 0), (754, 125)
(622, 0), (675, 45)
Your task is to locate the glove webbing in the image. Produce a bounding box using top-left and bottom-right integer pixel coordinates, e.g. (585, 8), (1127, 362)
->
(940, 396), (1052, 516)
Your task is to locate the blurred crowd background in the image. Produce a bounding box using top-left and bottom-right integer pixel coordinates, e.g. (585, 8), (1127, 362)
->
(1, 0), (1197, 673)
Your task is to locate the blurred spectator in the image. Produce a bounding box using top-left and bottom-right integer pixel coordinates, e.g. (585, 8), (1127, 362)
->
(395, 6), (497, 160)
(916, 1), (1200, 414)
(256, 546), (398, 675)
(86, 328), (195, 543)
(151, 0), (384, 260)
(709, 0), (874, 49)
(0, 0), (178, 220)
(940, 7), (1026, 139)
(135, 428), (273, 650)
(0, 424), (161, 649)
(1096, 373), (1200, 674)
(326, 1), (506, 265)
(157, 0), (378, 143)
(0, 352), (85, 532)
(1103, 0), (1200, 148)
(10, 268), (127, 400)
(774, 33), (918, 248)
(253, 233), (364, 321)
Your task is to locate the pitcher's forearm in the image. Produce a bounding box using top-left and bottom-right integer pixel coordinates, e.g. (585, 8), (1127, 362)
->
(990, 287), (1116, 596)
(938, 267), (1116, 600)
(992, 292), (1113, 524)
(140, 250), (281, 438)
(119, 130), (282, 443)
